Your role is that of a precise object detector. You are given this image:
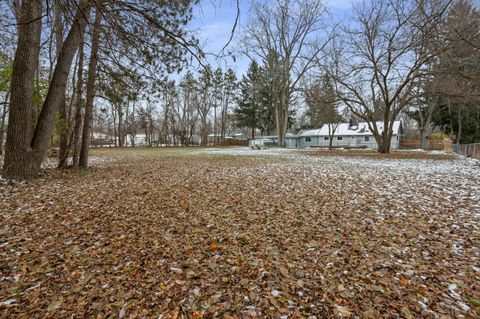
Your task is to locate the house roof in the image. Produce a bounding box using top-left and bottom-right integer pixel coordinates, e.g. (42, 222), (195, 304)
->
(298, 121), (402, 137)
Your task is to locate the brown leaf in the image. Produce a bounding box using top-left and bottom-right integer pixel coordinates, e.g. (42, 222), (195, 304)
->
(209, 241), (219, 251)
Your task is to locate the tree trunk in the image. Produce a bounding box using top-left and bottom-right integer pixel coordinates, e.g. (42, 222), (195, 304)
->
(201, 116), (208, 146)
(378, 109), (391, 154)
(118, 107), (124, 147)
(276, 99), (288, 148)
(221, 99), (226, 143)
(30, 2), (90, 171)
(72, 35), (85, 167)
(456, 110), (463, 144)
(2, 1), (42, 179)
(0, 94), (9, 156)
(3, 1), (91, 179)
(378, 134), (391, 154)
(275, 83), (289, 148)
(328, 125), (333, 151)
(79, 6), (101, 168)
(420, 98), (436, 150)
(112, 105), (118, 147)
(371, 128), (383, 153)
(56, 0), (69, 168)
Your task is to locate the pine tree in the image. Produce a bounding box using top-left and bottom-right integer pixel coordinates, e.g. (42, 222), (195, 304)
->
(234, 61), (264, 139)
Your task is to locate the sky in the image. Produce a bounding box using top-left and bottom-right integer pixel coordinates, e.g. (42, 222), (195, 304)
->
(187, 0), (362, 76)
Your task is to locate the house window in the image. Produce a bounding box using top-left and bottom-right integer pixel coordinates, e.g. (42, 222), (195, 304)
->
(305, 137), (311, 142)
(365, 136), (370, 142)
(337, 137), (343, 141)
(324, 137), (329, 141)
(397, 136), (399, 141)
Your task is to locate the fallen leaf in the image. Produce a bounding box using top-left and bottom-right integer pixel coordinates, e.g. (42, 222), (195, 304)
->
(400, 277), (409, 286)
(335, 305), (352, 317)
(210, 241), (219, 251)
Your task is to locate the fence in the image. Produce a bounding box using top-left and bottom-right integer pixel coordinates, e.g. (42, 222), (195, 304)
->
(399, 139), (445, 150)
(453, 143), (480, 159)
(218, 139), (249, 147)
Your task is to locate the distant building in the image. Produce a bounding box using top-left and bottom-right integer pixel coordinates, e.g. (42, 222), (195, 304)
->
(249, 121), (403, 150)
(297, 121), (403, 149)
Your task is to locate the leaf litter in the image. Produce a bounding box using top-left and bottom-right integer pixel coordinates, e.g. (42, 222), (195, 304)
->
(0, 148), (479, 318)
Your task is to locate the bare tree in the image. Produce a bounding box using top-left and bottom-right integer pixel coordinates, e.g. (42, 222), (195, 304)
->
(328, 0), (451, 153)
(79, 6), (101, 168)
(304, 74), (343, 150)
(241, 0), (329, 147)
(197, 65), (213, 146)
(55, 0), (69, 168)
(176, 72), (199, 146)
(72, 32), (85, 167)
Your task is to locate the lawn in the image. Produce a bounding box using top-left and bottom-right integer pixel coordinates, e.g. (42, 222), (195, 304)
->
(1, 147), (479, 318)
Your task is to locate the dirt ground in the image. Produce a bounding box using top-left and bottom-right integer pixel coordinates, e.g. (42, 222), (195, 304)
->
(1, 147), (479, 318)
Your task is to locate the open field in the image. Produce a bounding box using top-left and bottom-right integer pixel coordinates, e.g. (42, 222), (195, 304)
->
(1, 148), (479, 318)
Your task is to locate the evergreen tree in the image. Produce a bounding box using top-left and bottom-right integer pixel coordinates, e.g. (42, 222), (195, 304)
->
(431, 0), (480, 143)
(234, 61), (263, 138)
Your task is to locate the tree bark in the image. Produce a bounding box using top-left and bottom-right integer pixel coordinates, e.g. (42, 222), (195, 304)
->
(55, 0), (69, 168)
(379, 107), (391, 153)
(328, 124), (333, 151)
(0, 94), (9, 155)
(118, 106), (124, 147)
(213, 106), (217, 146)
(79, 6), (101, 168)
(3, 1), (91, 179)
(200, 116), (208, 146)
(420, 95), (437, 150)
(275, 87), (288, 147)
(30, 1), (91, 171)
(456, 110), (463, 144)
(2, 1), (42, 179)
(72, 35), (85, 167)
(112, 105), (118, 147)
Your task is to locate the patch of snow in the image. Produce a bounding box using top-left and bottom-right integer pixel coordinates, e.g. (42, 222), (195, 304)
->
(0, 299), (17, 306)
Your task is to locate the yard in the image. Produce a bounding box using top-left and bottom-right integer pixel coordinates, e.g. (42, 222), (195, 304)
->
(0, 148), (479, 318)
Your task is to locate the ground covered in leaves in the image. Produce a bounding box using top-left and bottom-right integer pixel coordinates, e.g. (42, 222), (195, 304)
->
(1, 148), (479, 318)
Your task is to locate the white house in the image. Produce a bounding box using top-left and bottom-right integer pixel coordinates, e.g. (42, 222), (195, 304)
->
(296, 121), (403, 149)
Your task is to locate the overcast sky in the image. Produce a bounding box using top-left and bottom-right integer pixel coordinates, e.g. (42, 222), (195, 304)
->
(188, 0), (362, 76)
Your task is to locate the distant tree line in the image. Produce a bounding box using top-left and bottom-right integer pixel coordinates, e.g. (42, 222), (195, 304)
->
(0, 0), (479, 179)
(0, 0), (200, 179)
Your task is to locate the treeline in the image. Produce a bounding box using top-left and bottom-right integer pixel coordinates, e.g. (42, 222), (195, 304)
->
(406, 0), (480, 146)
(0, 1), (199, 179)
(95, 66), (238, 148)
(0, 0), (479, 180)
(239, 0), (479, 152)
